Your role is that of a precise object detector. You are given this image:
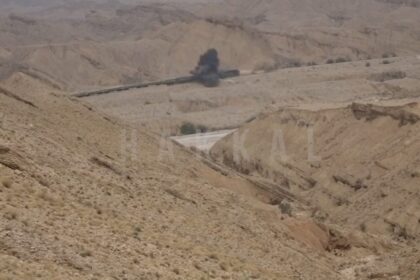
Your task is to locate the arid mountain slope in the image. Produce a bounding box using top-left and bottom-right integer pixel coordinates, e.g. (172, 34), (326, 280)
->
(0, 72), (347, 279)
(197, 0), (420, 61)
(2, 0), (420, 90)
(0, 18), (274, 90)
(210, 102), (420, 243)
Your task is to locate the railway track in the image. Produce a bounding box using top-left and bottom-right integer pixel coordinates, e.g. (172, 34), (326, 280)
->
(74, 69), (240, 98)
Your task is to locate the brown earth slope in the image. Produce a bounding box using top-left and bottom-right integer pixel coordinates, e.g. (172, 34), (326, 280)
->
(211, 102), (420, 243)
(2, 0), (420, 91)
(0, 18), (274, 91)
(0, 72), (352, 279)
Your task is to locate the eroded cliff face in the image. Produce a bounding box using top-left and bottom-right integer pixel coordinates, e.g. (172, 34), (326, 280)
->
(211, 103), (420, 241)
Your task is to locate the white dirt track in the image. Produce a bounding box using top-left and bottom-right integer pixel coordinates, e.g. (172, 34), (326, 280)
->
(171, 129), (236, 152)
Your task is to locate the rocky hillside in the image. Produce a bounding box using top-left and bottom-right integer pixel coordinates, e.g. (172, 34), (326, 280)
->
(1, 0), (420, 90)
(211, 102), (420, 243)
(0, 72), (352, 279)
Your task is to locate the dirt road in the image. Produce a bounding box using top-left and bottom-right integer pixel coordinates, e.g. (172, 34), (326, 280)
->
(171, 129), (236, 151)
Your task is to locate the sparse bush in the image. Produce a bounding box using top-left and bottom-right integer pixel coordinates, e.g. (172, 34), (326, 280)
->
(382, 60), (391, 64)
(365, 62), (371, 67)
(369, 70), (406, 82)
(196, 124), (208, 133)
(307, 62), (317, 66)
(133, 226), (142, 239)
(180, 122), (196, 135)
(382, 53), (389, 58)
(283, 58), (303, 68)
(180, 123), (209, 135)
(326, 57), (350, 64)
(289, 60), (302, 68)
(335, 57), (350, 63)
(279, 200), (292, 216)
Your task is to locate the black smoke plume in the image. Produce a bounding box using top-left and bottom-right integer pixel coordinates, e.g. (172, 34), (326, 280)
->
(191, 48), (220, 87)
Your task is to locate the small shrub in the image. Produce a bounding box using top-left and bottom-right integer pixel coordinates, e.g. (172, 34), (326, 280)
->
(180, 123), (209, 135)
(180, 122), (196, 135)
(307, 62), (317, 66)
(365, 62), (371, 67)
(382, 60), (391, 64)
(369, 70), (406, 82)
(326, 58), (335, 64)
(196, 124), (208, 133)
(133, 226), (142, 239)
(335, 57), (350, 63)
(289, 61), (302, 68)
(382, 53), (389, 58)
(279, 201), (292, 216)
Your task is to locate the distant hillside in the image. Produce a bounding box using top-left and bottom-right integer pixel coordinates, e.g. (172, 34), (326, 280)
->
(1, 0), (420, 90)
